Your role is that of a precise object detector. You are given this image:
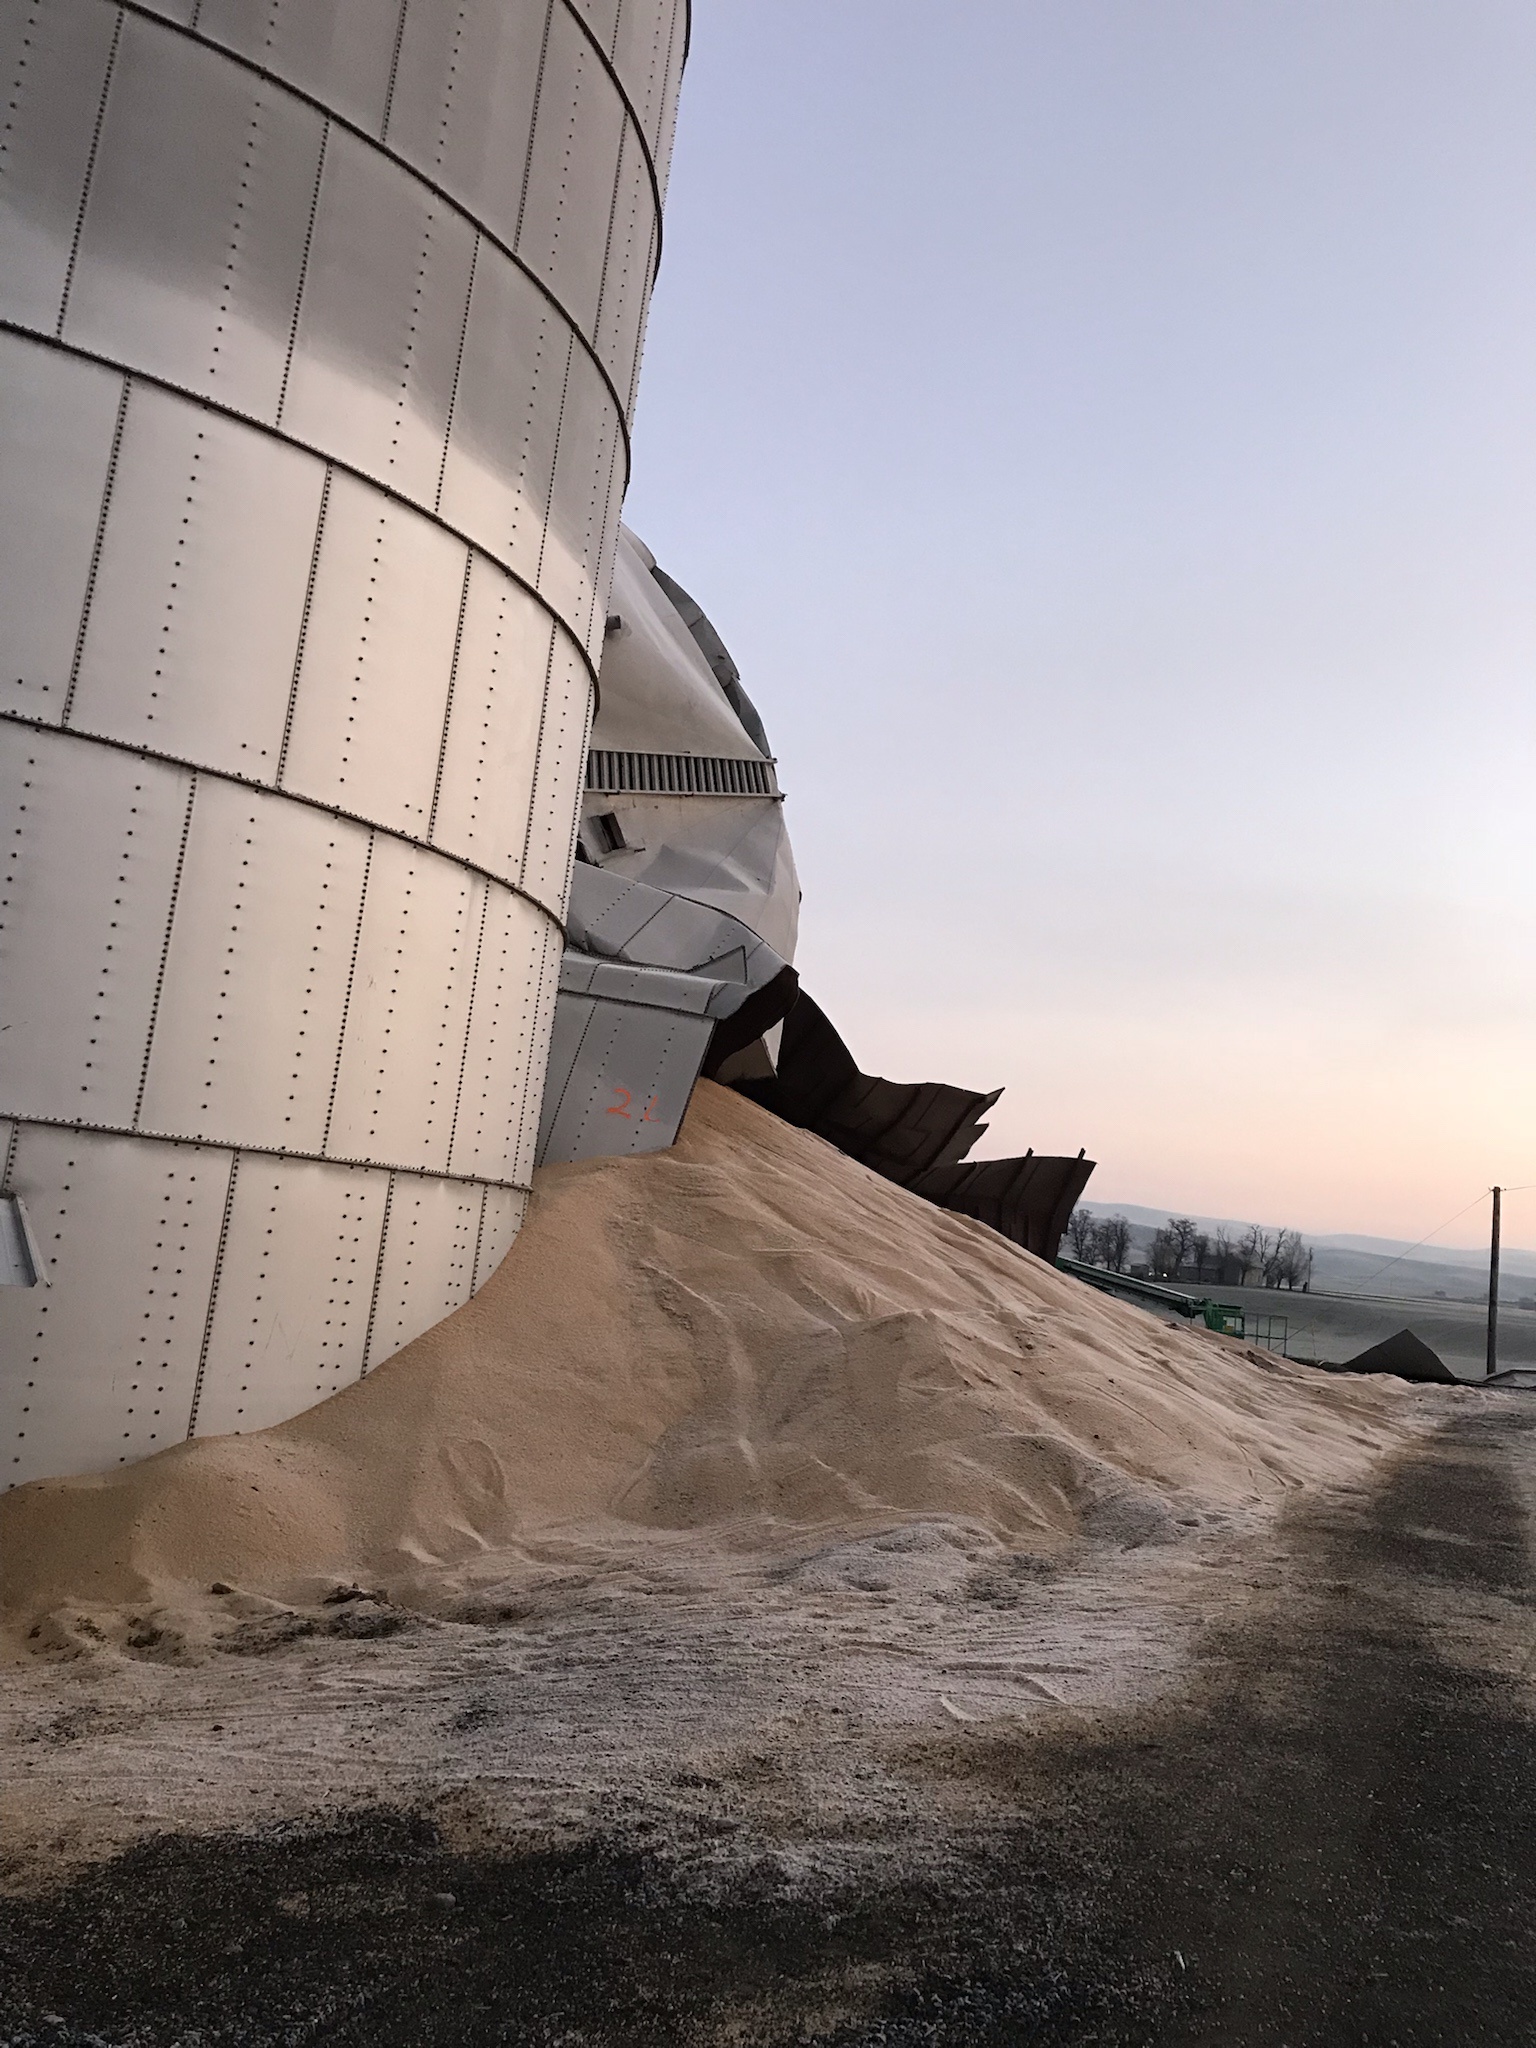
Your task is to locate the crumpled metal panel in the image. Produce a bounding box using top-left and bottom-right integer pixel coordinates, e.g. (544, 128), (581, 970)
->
(70, 387), (327, 775)
(535, 984), (714, 1166)
(66, 14), (327, 420)
(567, 865), (789, 990)
(911, 1155), (1096, 1266)
(191, 1155), (391, 1439)
(0, 335), (122, 722)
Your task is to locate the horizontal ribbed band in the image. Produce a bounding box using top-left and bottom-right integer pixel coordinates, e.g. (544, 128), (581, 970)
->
(586, 749), (779, 797)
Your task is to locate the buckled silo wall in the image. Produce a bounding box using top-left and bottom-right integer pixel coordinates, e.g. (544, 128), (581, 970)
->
(0, 0), (687, 1484)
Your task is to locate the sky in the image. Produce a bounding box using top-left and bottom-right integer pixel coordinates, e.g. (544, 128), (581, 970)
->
(621, 1), (1536, 1247)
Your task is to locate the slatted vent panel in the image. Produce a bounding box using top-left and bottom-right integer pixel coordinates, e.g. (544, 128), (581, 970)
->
(585, 750), (779, 797)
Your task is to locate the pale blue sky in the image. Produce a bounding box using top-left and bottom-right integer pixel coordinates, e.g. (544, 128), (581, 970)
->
(624, 2), (1536, 1240)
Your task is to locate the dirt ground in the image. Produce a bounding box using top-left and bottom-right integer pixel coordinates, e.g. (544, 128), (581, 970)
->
(2, 1394), (1533, 2044)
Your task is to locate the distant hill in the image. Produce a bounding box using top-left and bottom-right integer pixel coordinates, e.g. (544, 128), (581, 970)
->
(1074, 1200), (1536, 1301)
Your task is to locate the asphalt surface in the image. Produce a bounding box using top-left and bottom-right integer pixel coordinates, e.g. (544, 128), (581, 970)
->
(2, 1406), (1533, 2046)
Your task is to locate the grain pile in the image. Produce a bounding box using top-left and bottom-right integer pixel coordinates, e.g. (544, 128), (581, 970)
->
(0, 1083), (1412, 1636)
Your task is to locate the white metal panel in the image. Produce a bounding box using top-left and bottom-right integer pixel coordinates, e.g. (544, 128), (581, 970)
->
(326, 838), (481, 1171)
(448, 886), (554, 1181)
(472, 1185), (528, 1291)
(0, 732), (191, 1128)
(0, 335), (123, 722)
(612, 0), (677, 158)
(66, 16), (326, 422)
(515, 4), (626, 344)
(192, 1154), (389, 1437)
(280, 130), (477, 508)
(278, 473), (464, 837)
(436, 249), (569, 587)
(650, 0), (687, 201)
(539, 343), (621, 651)
(520, 632), (592, 914)
(136, 783), (372, 1154)
(0, 1124), (226, 1485)
(194, 0), (403, 137)
(69, 388), (326, 776)
(385, 0), (547, 251)
(429, 555), (554, 880)
(363, 1171), (483, 1370)
(0, 0), (118, 333)
(534, 989), (711, 1164)
(568, 0), (622, 60)
(592, 122), (654, 402)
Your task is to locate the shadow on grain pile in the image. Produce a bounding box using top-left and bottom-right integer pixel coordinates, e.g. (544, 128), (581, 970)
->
(4, 1410), (1534, 2047)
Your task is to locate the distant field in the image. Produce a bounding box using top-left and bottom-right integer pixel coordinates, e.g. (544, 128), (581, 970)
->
(1095, 1276), (1528, 1377)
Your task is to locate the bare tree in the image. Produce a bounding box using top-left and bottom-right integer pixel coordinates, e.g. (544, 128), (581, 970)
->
(1212, 1226), (1238, 1285)
(1065, 1206), (1100, 1263)
(1191, 1231), (1210, 1283)
(1100, 1214), (1132, 1273)
(1240, 1225), (1275, 1286)
(1272, 1228), (1314, 1290)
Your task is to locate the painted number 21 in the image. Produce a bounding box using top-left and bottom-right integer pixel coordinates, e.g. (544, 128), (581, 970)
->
(607, 1087), (661, 1121)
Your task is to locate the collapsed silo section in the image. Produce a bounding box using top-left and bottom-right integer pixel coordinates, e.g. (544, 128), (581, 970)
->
(0, 0), (688, 1485)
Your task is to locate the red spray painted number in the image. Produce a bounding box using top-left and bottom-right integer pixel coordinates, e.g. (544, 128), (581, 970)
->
(606, 1088), (663, 1121)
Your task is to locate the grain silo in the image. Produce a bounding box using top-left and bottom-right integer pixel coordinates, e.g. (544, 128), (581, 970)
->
(0, 0), (687, 1483)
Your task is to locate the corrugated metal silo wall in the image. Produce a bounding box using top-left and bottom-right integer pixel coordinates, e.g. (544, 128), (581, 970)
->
(0, 0), (687, 1483)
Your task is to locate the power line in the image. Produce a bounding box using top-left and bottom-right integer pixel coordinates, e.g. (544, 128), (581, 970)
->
(1353, 1189), (1492, 1288)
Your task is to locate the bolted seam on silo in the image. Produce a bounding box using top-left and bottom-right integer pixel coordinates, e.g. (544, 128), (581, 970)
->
(0, 0), (688, 1483)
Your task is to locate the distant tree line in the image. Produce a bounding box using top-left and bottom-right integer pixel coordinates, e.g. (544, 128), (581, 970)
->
(1065, 1210), (1314, 1291)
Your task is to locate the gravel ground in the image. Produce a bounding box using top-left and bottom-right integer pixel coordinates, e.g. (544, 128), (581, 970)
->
(2, 1399), (1533, 2045)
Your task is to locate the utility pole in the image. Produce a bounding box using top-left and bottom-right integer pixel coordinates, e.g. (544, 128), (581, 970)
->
(1487, 1186), (1502, 1380)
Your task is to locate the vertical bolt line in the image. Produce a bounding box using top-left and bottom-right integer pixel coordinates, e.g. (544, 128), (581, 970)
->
(515, 620), (560, 886)
(533, 329), (576, 594)
(513, 0), (556, 251)
(434, 231), (478, 516)
(186, 1148), (240, 1437)
(276, 118), (329, 428)
(132, 772), (199, 1130)
(380, 0), (410, 141)
(589, 116), (629, 371)
(468, 1182), (489, 1291)
(358, 1170), (395, 1375)
(276, 465), (331, 786)
(321, 829), (373, 1156)
(56, 5), (123, 337)
(444, 878), (490, 1173)
(426, 549), (474, 842)
(0, 1120), (20, 1197)
(61, 376), (131, 727)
